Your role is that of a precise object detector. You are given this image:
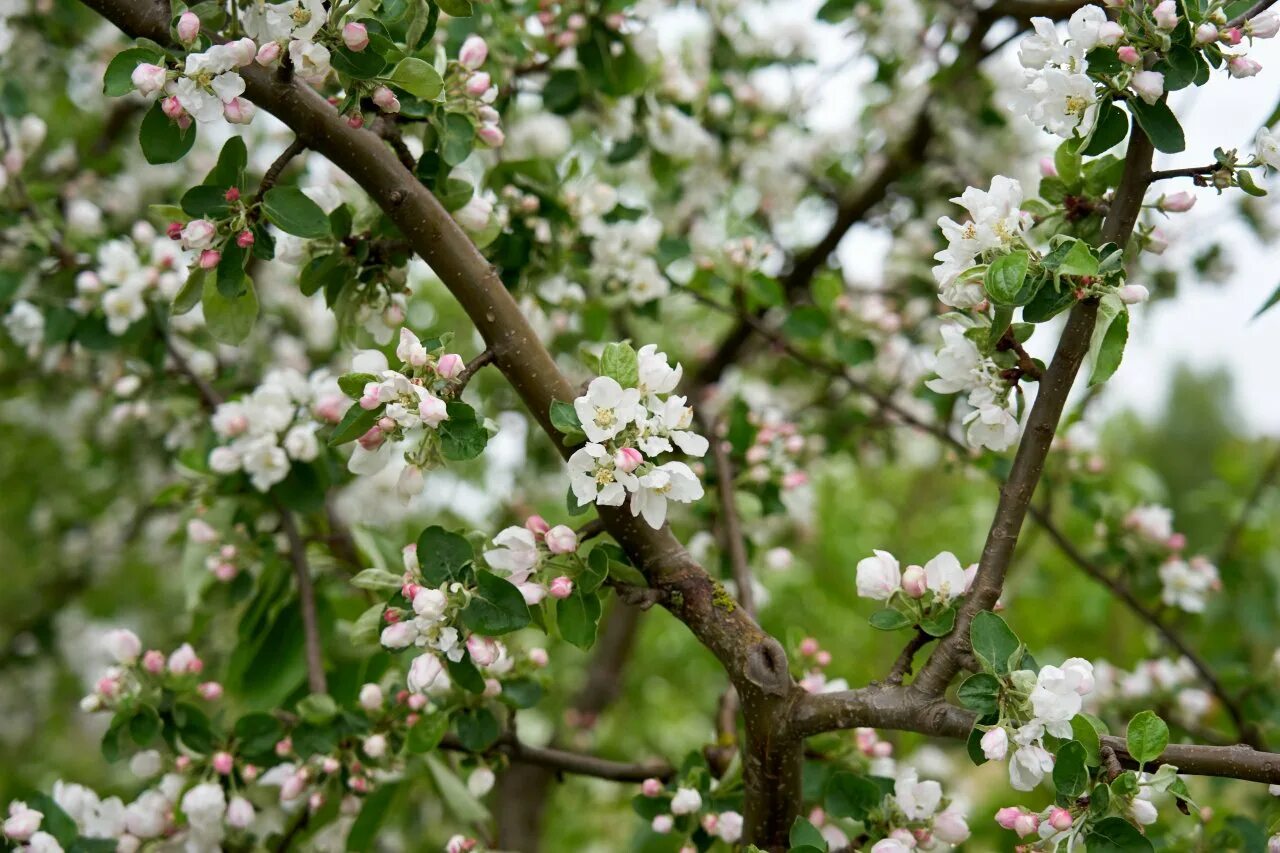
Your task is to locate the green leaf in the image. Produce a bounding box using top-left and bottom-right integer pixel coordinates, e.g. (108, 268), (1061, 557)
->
(1053, 740), (1090, 798)
(201, 270), (258, 344)
(500, 676), (543, 709)
(216, 239), (248, 297)
(1126, 710), (1169, 765)
(919, 605), (956, 637)
(339, 372), (377, 398)
(543, 69), (583, 114)
(1072, 714), (1104, 766)
(578, 27), (647, 97)
(205, 136), (248, 188)
(440, 401), (489, 461)
(557, 587), (602, 649)
(440, 111), (475, 166)
(462, 570), (531, 635)
(328, 403), (380, 446)
(437, 0), (472, 15)
(417, 525), (473, 585)
(1127, 98), (1186, 154)
(297, 692), (338, 724)
(600, 341), (639, 386)
(1023, 280), (1076, 323)
(172, 268), (205, 316)
(1238, 169), (1268, 197)
(970, 610), (1020, 675)
(789, 817), (828, 852)
(782, 305), (829, 339)
(104, 47), (161, 96)
(262, 187), (331, 239)
(129, 704), (161, 745)
(455, 707), (500, 751)
(1088, 308), (1128, 387)
(1048, 238), (1100, 278)
(351, 568), (405, 592)
(234, 713), (284, 760)
(330, 45), (387, 79)
(139, 101), (197, 164)
(1252, 281), (1280, 319)
(550, 399), (584, 442)
(868, 609), (912, 631)
(425, 754), (491, 823)
(1054, 138), (1082, 192)
(824, 772), (883, 820)
(957, 672), (1001, 715)
(984, 250), (1031, 305)
(1157, 44), (1202, 92)
(406, 714), (449, 753)
(987, 304), (1013, 350)
(387, 57), (444, 101)
(1087, 816), (1155, 852)
(181, 183), (230, 219)
(447, 654), (486, 693)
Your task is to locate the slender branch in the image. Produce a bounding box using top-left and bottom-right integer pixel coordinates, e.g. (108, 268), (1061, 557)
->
(279, 507), (327, 695)
(439, 731), (672, 783)
(791, 684), (1280, 784)
(1028, 503), (1261, 748)
(1230, 0), (1280, 26)
(886, 629), (934, 686)
(574, 517), (606, 541)
(1217, 441), (1280, 567)
(451, 347), (495, 392)
(163, 330), (223, 410)
(709, 425), (756, 617)
(255, 137), (307, 203)
(373, 115), (418, 173)
(1146, 164), (1220, 185)
(911, 128), (1155, 698)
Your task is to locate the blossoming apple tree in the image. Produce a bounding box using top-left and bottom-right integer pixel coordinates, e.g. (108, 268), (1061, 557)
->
(6, 0), (1280, 849)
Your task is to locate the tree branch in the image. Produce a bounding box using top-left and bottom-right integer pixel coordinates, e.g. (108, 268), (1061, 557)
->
(255, 137), (307, 203)
(439, 731), (672, 783)
(1146, 164), (1220, 185)
(451, 347), (495, 393)
(279, 507), (328, 695)
(910, 127), (1155, 698)
(709, 424), (756, 617)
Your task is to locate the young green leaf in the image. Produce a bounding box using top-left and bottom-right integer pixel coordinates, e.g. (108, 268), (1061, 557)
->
(387, 57), (444, 101)
(1089, 308), (1128, 386)
(262, 187), (331, 239)
(462, 570), (531, 635)
(1125, 710), (1169, 765)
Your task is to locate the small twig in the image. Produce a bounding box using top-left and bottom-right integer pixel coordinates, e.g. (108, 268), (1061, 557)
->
(996, 327), (1044, 382)
(1229, 0), (1280, 26)
(708, 421), (755, 617)
(451, 348), (495, 393)
(1146, 164), (1221, 185)
(279, 507), (328, 695)
(1217, 442), (1280, 567)
(373, 115), (418, 173)
(255, 137), (307, 203)
(574, 518), (606, 541)
(886, 629), (934, 686)
(1099, 744), (1125, 782)
(163, 331), (223, 410)
(612, 582), (668, 610)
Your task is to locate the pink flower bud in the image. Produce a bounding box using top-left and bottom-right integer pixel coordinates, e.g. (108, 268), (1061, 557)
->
(357, 426), (385, 451)
(544, 525), (578, 555)
(177, 11), (200, 44)
(615, 446), (643, 473)
(343, 22), (369, 51)
(236, 230), (255, 248)
(308, 792), (325, 812)
(477, 124), (505, 147)
(549, 576), (574, 599)
(525, 514), (550, 536)
(1131, 70), (1165, 105)
(197, 681), (223, 700)
(161, 96), (186, 121)
(651, 815), (674, 834)
(1195, 22), (1219, 44)
(1168, 532), (1187, 550)
(1013, 813), (1040, 838)
(371, 85), (401, 113)
(815, 650), (831, 666)
(436, 352), (464, 378)
(1250, 10), (1280, 38)
(174, 755), (191, 771)
(1118, 45), (1140, 65)
(198, 249), (222, 270)
(1048, 806), (1073, 831)
(242, 764), (259, 782)
(1038, 157), (1057, 178)
(167, 221), (184, 240)
(483, 678), (501, 697)
(131, 63), (167, 97)
(799, 637), (819, 656)
(528, 647), (549, 667)
(275, 737), (293, 757)
(1118, 284), (1150, 304)
(1229, 55), (1263, 78)
(223, 97), (255, 125)
(1225, 27), (1243, 45)
(1153, 0), (1178, 29)
(377, 416), (397, 433)
(995, 807), (1022, 830)
(347, 113), (364, 129)
(465, 71), (492, 96)
(256, 40), (282, 66)
(466, 635), (499, 667)
(1098, 20), (1124, 45)
(901, 565), (927, 598)
(871, 741), (893, 758)
(212, 751), (234, 775)
(459, 35), (488, 69)
(407, 693), (427, 710)
(1160, 191), (1197, 212)
(143, 650), (165, 673)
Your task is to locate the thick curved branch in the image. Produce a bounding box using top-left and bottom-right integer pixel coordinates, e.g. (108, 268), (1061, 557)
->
(439, 731), (672, 783)
(911, 128), (1155, 697)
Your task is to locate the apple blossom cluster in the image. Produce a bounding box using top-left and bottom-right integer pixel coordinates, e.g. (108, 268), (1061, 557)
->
(584, 215), (672, 305)
(562, 343), (708, 529)
(794, 637), (849, 695)
(207, 367), (344, 492)
(855, 548), (972, 607)
(443, 36), (504, 148)
(738, 414), (813, 492)
(991, 769), (1168, 849)
(185, 516), (253, 583)
(339, 330), (486, 502)
(926, 322), (1021, 452)
(931, 177), (1031, 311)
(70, 223), (190, 335)
(1088, 657), (1215, 728)
(1116, 504), (1221, 613)
(79, 629), (220, 713)
(132, 36), (259, 127)
(635, 776), (745, 846)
